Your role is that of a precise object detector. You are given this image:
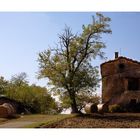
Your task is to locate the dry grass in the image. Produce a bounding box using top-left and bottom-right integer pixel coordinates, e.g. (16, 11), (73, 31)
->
(44, 113), (140, 128)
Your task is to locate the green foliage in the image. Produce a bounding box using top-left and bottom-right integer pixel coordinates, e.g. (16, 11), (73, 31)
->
(109, 104), (123, 113)
(7, 84), (59, 114)
(59, 90), (100, 111)
(10, 72), (28, 87)
(38, 13), (111, 113)
(0, 73), (60, 114)
(0, 76), (9, 95)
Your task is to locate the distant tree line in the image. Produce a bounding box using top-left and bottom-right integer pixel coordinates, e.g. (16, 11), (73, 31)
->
(0, 72), (61, 114)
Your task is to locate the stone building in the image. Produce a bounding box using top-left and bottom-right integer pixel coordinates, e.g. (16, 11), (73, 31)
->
(101, 52), (140, 111)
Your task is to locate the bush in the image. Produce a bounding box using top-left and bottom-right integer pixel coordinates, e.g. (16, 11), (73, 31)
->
(109, 104), (123, 113)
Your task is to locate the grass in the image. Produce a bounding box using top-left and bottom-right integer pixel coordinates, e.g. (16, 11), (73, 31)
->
(23, 114), (77, 128)
(0, 114), (77, 128)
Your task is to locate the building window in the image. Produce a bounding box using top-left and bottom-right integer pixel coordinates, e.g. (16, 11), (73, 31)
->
(128, 78), (139, 91)
(118, 63), (125, 69)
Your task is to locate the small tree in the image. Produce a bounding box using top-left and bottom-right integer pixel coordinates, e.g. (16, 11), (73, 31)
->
(10, 72), (28, 87)
(0, 76), (9, 95)
(38, 13), (111, 113)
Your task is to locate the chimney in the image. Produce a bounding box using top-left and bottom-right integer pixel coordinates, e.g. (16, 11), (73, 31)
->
(115, 52), (119, 59)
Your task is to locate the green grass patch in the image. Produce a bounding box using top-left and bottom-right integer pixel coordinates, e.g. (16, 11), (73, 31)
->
(21, 114), (77, 128)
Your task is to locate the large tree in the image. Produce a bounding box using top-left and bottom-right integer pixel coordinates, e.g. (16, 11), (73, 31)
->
(38, 13), (112, 113)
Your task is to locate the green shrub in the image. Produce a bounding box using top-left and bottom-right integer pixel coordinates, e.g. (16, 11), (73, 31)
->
(109, 104), (123, 113)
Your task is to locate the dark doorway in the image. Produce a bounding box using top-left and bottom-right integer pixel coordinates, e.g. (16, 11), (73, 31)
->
(128, 78), (139, 90)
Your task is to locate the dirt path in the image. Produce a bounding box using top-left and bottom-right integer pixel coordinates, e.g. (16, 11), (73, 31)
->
(0, 121), (36, 128)
(0, 114), (76, 128)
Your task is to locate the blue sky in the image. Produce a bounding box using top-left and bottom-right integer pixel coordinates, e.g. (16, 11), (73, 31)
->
(0, 12), (140, 87)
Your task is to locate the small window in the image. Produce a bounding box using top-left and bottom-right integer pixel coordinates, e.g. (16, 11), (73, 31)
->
(128, 78), (139, 90)
(118, 63), (125, 69)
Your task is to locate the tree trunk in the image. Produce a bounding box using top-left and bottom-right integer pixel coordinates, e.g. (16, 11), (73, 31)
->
(69, 91), (79, 114)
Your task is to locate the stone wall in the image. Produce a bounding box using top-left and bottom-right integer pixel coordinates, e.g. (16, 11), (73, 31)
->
(101, 57), (140, 104)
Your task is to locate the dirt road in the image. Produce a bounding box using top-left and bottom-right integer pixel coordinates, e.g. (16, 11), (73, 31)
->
(0, 114), (75, 128)
(0, 121), (36, 128)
